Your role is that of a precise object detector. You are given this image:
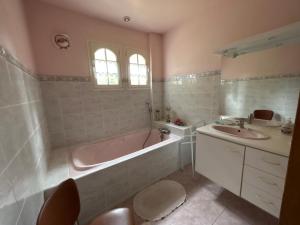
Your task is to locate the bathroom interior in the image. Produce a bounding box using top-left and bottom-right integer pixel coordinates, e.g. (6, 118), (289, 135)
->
(1, 0), (300, 225)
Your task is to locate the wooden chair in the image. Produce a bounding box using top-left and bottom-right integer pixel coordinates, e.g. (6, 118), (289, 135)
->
(37, 179), (134, 225)
(253, 110), (274, 120)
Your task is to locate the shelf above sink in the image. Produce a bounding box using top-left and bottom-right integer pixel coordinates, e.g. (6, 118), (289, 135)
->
(212, 125), (270, 140)
(215, 21), (300, 58)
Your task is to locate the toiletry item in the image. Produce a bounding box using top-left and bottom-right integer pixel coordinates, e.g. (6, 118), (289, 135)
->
(155, 110), (160, 121)
(174, 118), (185, 126)
(281, 118), (293, 134)
(165, 107), (171, 123)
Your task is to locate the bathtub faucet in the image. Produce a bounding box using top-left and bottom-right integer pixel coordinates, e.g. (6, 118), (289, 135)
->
(159, 128), (170, 141)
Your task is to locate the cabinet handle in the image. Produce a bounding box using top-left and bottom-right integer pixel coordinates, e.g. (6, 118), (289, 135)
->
(258, 176), (277, 186)
(262, 157), (281, 166)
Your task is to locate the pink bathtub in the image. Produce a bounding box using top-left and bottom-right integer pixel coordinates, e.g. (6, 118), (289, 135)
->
(71, 129), (179, 171)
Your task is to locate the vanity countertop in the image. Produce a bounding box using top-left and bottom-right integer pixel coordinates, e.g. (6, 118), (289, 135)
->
(197, 123), (292, 157)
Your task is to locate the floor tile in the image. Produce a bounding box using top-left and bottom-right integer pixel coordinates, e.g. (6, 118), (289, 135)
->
(117, 166), (278, 225)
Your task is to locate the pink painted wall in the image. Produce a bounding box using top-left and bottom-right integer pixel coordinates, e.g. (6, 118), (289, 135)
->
(163, 0), (300, 78)
(25, 0), (163, 81)
(149, 33), (164, 81)
(221, 44), (300, 79)
(0, 0), (35, 71)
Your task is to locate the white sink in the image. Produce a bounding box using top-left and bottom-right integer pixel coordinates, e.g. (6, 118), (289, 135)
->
(212, 125), (270, 140)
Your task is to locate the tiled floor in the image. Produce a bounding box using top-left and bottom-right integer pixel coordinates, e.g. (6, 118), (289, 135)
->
(118, 166), (278, 225)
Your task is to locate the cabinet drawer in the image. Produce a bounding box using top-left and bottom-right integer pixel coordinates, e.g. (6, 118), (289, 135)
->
(241, 182), (282, 217)
(243, 166), (285, 198)
(245, 147), (288, 178)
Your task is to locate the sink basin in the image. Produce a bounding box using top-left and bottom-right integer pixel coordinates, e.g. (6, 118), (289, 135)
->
(212, 125), (269, 140)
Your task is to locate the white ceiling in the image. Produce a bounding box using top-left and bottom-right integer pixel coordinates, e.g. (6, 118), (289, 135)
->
(39, 0), (217, 33)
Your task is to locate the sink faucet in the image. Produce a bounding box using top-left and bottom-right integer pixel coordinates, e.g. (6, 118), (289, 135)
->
(237, 118), (245, 129)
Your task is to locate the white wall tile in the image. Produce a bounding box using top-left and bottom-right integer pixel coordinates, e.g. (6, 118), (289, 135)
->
(0, 53), (49, 225)
(0, 173), (23, 225)
(164, 74), (221, 125)
(41, 81), (153, 149)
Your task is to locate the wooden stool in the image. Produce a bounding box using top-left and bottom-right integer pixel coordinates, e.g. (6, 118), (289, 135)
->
(253, 110), (274, 120)
(37, 179), (134, 225)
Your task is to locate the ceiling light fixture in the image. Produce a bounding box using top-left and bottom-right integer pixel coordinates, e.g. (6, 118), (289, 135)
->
(123, 16), (131, 22)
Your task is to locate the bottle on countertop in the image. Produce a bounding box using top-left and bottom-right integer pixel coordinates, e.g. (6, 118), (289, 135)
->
(155, 109), (161, 121)
(165, 107), (171, 123)
(248, 113), (254, 124)
(281, 118), (293, 134)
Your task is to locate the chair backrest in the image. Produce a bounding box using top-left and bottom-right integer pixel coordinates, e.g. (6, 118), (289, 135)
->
(37, 179), (80, 225)
(253, 110), (274, 120)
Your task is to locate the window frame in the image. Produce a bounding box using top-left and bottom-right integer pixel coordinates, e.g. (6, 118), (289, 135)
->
(88, 41), (123, 90)
(126, 49), (150, 89)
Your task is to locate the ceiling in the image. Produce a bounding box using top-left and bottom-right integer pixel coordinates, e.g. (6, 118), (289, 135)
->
(39, 0), (217, 33)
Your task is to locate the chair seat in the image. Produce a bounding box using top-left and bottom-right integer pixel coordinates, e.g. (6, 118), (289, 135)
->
(89, 208), (135, 225)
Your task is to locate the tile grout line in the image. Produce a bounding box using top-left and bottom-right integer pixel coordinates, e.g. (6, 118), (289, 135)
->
(14, 194), (27, 225)
(0, 99), (40, 109)
(211, 208), (226, 225)
(0, 121), (43, 177)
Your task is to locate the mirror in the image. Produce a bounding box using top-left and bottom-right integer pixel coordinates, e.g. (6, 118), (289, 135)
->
(219, 24), (300, 122)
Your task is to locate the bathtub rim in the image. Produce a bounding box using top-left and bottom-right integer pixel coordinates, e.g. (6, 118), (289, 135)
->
(68, 133), (182, 180)
(71, 129), (171, 170)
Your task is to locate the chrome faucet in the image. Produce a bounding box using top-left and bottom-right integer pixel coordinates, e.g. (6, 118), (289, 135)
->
(236, 118), (245, 129)
(159, 128), (170, 135)
(159, 128), (171, 141)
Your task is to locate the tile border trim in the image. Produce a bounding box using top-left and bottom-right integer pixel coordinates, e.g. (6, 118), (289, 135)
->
(38, 74), (91, 82)
(166, 70), (221, 81)
(0, 45), (37, 79)
(221, 73), (300, 83)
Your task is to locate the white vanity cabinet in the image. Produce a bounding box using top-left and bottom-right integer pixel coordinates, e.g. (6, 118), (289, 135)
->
(195, 134), (245, 195)
(195, 134), (289, 218)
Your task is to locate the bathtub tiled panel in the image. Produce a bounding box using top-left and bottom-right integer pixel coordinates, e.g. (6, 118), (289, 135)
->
(72, 142), (179, 225)
(40, 81), (152, 148)
(221, 76), (300, 121)
(164, 73), (221, 125)
(0, 48), (50, 225)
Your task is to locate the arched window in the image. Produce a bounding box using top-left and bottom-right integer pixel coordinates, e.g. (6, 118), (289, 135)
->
(128, 53), (148, 86)
(93, 48), (120, 86)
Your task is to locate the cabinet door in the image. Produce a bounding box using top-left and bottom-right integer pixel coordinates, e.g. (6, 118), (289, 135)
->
(195, 134), (245, 195)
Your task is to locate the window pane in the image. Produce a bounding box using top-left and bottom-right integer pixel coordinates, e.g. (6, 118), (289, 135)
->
(139, 74), (147, 85)
(129, 64), (139, 75)
(130, 74), (139, 85)
(96, 73), (108, 85)
(93, 47), (120, 87)
(106, 49), (117, 61)
(129, 54), (138, 63)
(94, 48), (106, 60)
(108, 73), (119, 85)
(107, 61), (118, 74)
(138, 54), (146, 65)
(139, 65), (147, 76)
(95, 60), (107, 73)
